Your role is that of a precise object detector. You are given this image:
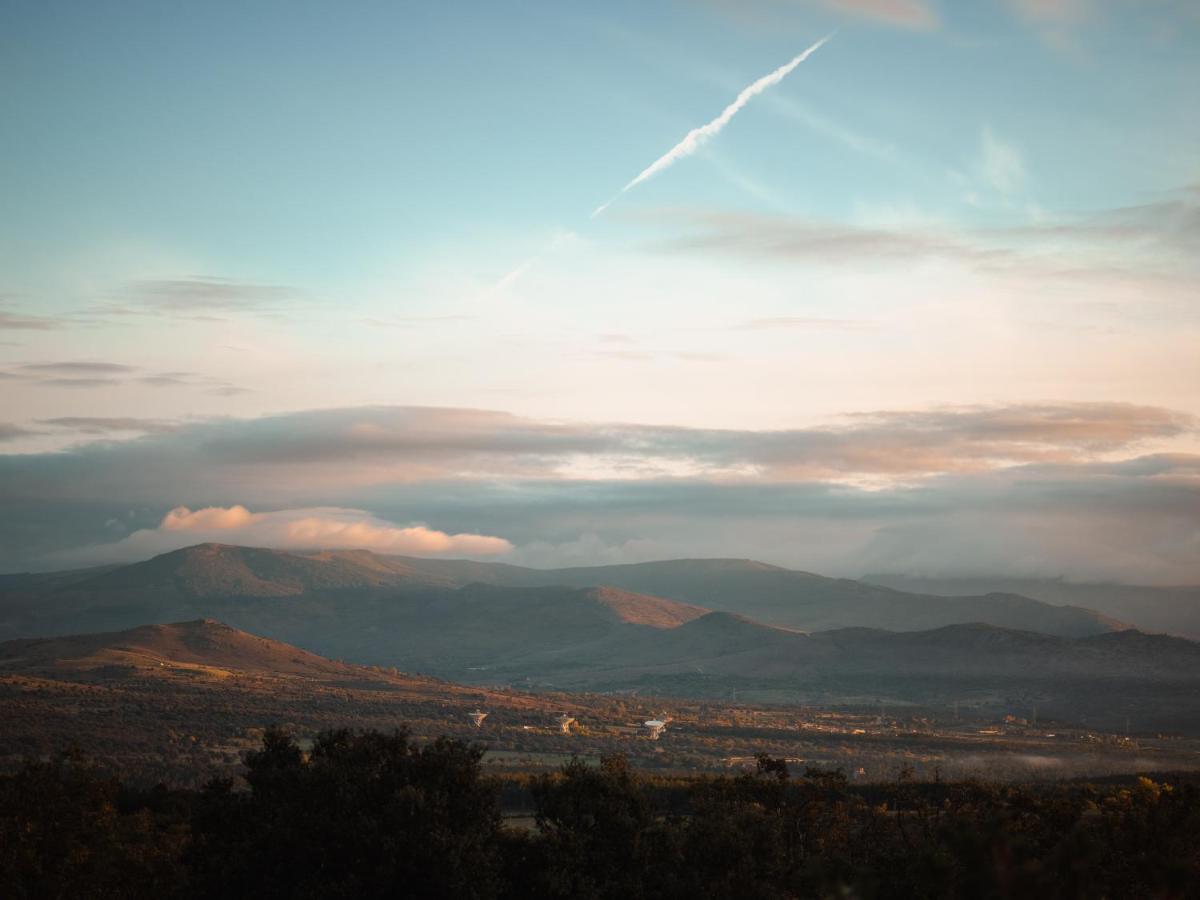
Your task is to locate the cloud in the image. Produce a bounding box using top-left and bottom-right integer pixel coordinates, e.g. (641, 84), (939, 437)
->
(977, 127), (1026, 195)
(84, 276), (302, 321)
(738, 315), (874, 331)
(35, 377), (124, 389)
(506, 532), (668, 569)
(1009, 0), (1093, 25)
(131, 277), (296, 311)
(363, 315), (474, 328)
(207, 384), (252, 397)
(707, 0), (937, 30)
(161, 504), (258, 531)
(815, 0), (937, 29)
(0, 310), (65, 331)
(0, 423), (38, 442)
(0, 403), (1189, 502)
(592, 36), (831, 217)
(1005, 0), (1098, 50)
(1, 403), (1194, 581)
(2, 362), (248, 396)
(38, 417), (179, 435)
(18, 361), (138, 375)
(68, 504), (512, 564)
(1008, 185), (1199, 251)
(641, 186), (1200, 290)
(649, 208), (1004, 264)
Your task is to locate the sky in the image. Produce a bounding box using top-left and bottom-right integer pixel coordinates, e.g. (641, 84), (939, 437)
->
(1, 0), (1197, 581)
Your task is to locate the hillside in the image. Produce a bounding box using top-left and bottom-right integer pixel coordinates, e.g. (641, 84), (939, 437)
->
(0, 544), (454, 641)
(867, 574), (1200, 640)
(4, 610), (1200, 735)
(809, 623), (1200, 681)
(496, 615), (1200, 693)
(0, 618), (352, 679)
(385, 556), (1129, 637)
(0, 546), (1127, 644)
(285, 582), (710, 672)
(69, 542), (455, 598)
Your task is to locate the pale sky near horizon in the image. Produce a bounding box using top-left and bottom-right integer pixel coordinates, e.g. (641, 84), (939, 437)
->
(1, 1), (1197, 581)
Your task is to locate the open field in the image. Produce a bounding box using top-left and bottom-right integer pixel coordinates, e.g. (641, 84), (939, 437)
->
(4, 655), (1198, 789)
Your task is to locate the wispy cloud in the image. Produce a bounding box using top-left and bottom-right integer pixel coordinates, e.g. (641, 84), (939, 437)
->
(362, 315), (473, 328)
(591, 35), (832, 217)
(977, 127), (1027, 196)
(82, 276), (303, 323)
(36, 377), (125, 389)
(0, 423), (38, 442)
(38, 417), (179, 435)
(706, 0), (936, 31)
(738, 316), (875, 331)
(0, 310), (66, 331)
(3, 360), (249, 396)
(1009, 0), (1093, 25)
(19, 361), (138, 376)
(647, 209), (1000, 264)
(815, 0), (937, 29)
(639, 186), (1200, 291)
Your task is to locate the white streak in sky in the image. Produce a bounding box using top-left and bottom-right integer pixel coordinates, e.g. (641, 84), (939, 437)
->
(481, 231), (579, 298)
(491, 258), (536, 294)
(591, 35), (832, 218)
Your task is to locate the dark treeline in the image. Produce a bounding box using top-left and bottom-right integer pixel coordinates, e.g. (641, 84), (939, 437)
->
(2, 729), (1198, 899)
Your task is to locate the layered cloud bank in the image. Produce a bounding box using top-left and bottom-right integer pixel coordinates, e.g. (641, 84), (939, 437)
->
(1, 403), (1196, 582)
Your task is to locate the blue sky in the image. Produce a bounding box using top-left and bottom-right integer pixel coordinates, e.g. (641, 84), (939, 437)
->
(1, 1), (1197, 580)
(3, 2), (1194, 299)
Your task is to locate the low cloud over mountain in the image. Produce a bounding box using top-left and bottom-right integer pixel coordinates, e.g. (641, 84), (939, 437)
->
(1, 402), (1195, 582)
(59, 504), (512, 564)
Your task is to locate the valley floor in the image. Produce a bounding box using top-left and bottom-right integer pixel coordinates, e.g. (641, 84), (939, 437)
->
(3, 661), (1199, 789)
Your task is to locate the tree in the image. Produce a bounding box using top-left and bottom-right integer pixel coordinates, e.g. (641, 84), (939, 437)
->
(530, 754), (675, 899)
(189, 728), (502, 898)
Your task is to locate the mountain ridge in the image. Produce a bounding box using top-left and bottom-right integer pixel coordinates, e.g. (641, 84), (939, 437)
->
(0, 544), (1130, 650)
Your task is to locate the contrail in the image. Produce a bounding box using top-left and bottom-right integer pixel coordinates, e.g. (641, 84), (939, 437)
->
(591, 34), (832, 218)
(479, 231), (577, 298)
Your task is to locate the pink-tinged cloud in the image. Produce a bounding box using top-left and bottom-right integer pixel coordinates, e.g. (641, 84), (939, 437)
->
(711, 0), (937, 30)
(280, 513), (511, 556)
(818, 0), (938, 29)
(81, 504), (512, 563)
(161, 504), (258, 531)
(1009, 0), (1092, 24)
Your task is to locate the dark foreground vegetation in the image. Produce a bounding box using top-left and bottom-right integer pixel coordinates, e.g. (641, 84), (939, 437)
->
(2, 729), (1198, 899)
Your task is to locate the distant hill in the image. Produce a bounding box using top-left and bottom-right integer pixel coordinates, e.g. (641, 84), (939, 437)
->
(4, 611), (1200, 734)
(378, 555), (1129, 638)
(66, 542), (456, 598)
(0, 545), (1128, 652)
(294, 582), (709, 672)
(867, 574), (1200, 640)
(810, 623), (1200, 681)
(0, 618), (602, 787)
(490, 614), (1200, 692)
(0, 618), (353, 679)
(0, 544), (454, 642)
(490, 615), (1200, 733)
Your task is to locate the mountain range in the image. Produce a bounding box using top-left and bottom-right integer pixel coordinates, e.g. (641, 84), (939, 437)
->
(2, 543), (1198, 730)
(867, 574), (1200, 641)
(4, 612), (1199, 734)
(0, 543), (1128, 646)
